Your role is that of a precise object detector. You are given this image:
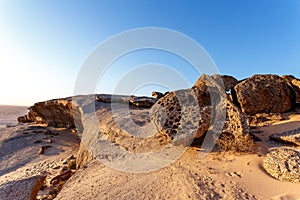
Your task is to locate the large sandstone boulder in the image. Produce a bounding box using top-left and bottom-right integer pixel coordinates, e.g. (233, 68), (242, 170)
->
(232, 74), (296, 115)
(281, 75), (300, 102)
(150, 74), (252, 149)
(263, 148), (300, 183)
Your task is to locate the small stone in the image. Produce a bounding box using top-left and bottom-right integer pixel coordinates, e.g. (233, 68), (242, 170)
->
(38, 145), (52, 155)
(44, 139), (52, 143)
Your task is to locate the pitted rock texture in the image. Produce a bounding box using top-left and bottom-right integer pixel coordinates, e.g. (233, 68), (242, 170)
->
(270, 127), (300, 146)
(281, 75), (300, 102)
(151, 74), (251, 147)
(263, 148), (300, 183)
(150, 89), (210, 145)
(222, 100), (250, 136)
(232, 74), (296, 115)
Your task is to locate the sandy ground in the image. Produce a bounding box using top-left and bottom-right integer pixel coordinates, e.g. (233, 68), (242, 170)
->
(0, 106), (80, 199)
(0, 105), (28, 128)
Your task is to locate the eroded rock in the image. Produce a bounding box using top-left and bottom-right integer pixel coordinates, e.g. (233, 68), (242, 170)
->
(281, 75), (300, 102)
(150, 74), (252, 149)
(96, 94), (157, 108)
(152, 91), (164, 99)
(0, 175), (46, 200)
(232, 74), (296, 115)
(263, 148), (300, 183)
(270, 127), (300, 146)
(18, 97), (82, 129)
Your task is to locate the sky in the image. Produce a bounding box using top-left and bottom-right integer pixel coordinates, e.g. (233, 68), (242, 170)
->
(0, 0), (300, 106)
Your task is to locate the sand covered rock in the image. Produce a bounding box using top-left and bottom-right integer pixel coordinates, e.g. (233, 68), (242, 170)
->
(270, 127), (300, 146)
(281, 75), (300, 102)
(232, 74), (296, 115)
(0, 175), (45, 200)
(263, 148), (300, 183)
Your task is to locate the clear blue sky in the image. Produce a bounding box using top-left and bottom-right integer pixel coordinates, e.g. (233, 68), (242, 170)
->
(0, 0), (299, 105)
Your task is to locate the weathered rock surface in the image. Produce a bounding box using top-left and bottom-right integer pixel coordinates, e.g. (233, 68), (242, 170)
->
(263, 148), (300, 183)
(232, 74), (296, 115)
(270, 127), (300, 146)
(18, 95), (157, 130)
(17, 97), (81, 128)
(0, 175), (45, 200)
(281, 75), (300, 102)
(194, 74), (238, 92)
(129, 96), (157, 107)
(96, 94), (157, 107)
(248, 113), (287, 127)
(152, 91), (164, 99)
(221, 75), (239, 91)
(151, 74), (252, 149)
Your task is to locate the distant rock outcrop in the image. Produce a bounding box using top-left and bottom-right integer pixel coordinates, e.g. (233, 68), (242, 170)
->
(17, 98), (81, 129)
(232, 74), (296, 115)
(270, 127), (300, 146)
(281, 75), (300, 102)
(96, 94), (157, 107)
(263, 148), (300, 183)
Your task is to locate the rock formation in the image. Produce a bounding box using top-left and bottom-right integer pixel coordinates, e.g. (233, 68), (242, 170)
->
(150, 74), (252, 149)
(270, 127), (300, 146)
(263, 148), (300, 183)
(221, 75), (239, 91)
(152, 91), (164, 99)
(232, 74), (296, 115)
(0, 175), (46, 200)
(17, 97), (80, 128)
(96, 94), (157, 107)
(281, 75), (300, 102)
